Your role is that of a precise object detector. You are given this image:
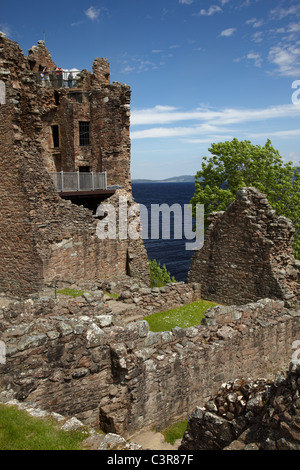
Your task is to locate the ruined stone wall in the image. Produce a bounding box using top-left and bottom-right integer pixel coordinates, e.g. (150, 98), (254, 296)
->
(180, 360), (300, 450)
(92, 58), (110, 86)
(27, 40), (57, 72)
(90, 86), (131, 190)
(23, 185), (150, 292)
(0, 292), (299, 436)
(0, 34), (47, 295)
(115, 281), (201, 316)
(40, 79), (132, 188)
(189, 187), (299, 307)
(0, 34), (149, 298)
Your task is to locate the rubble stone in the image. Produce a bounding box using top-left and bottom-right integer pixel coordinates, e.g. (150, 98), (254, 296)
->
(180, 360), (300, 451)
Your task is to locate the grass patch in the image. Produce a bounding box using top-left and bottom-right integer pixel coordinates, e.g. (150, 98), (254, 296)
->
(104, 292), (119, 299)
(0, 404), (88, 450)
(161, 420), (188, 445)
(144, 299), (219, 332)
(57, 288), (85, 298)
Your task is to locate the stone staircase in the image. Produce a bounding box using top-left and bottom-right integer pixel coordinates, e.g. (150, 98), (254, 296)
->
(103, 295), (144, 324)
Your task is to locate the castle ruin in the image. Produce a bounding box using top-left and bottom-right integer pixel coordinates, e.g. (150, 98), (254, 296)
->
(0, 34), (150, 299)
(0, 34), (300, 449)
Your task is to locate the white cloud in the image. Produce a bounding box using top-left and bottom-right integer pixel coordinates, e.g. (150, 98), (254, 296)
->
(132, 104), (300, 126)
(268, 45), (300, 76)
(197, 5), (222, 16)
(287, 22), (300, 33)
(220, 28), (236, 37)
(247, 52), (262, 67)
(179, 0), (194, 4)
(131, 103), (300, 140)
(249, 129), (300, 138)
(270, 4), (300, 20)
(252, 31), (263, 43)
(0, 23), (11, 37)
(285, 151), (300, 165)
(183, 135), (234, 144)
(121, 55), (163, 74)
(253, 19), (264, 28)
(239, 0), (251, 7)
(131, 105), (180, 124)
(246, 17), (264, 28)
(71, 20), (85, 27)
(122, 65), (136, 73)
(85, 6), (101, 21)
(131, 124), (222, 140)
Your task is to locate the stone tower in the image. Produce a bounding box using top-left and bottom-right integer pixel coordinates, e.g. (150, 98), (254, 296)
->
(0, 33), (150, 298)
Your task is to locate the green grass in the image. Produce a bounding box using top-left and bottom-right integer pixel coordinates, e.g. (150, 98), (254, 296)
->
(161, 420), (188, 445)
(0, 404), (89, 450)
(104, 292), (119, 299)
(144, 299), (219, 332)
(57, 288), (85, 298)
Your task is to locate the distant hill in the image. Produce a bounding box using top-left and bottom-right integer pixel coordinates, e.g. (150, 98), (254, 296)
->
(133, 168), (300, 184)
(132, 175), (195, 183)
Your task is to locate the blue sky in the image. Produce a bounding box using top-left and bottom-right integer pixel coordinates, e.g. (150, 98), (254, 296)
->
(2, 0), (300, 179)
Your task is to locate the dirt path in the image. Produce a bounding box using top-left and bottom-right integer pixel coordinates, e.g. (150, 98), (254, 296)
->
(130, 430), (181, 450)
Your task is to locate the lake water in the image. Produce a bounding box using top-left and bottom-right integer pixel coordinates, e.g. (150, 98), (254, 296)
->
(132, 182), (196, 283)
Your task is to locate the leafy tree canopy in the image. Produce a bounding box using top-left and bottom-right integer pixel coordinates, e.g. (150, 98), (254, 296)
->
(190, 138), (300, 258)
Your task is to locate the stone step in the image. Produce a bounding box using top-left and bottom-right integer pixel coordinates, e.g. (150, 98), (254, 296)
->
(122, 314), (144, 324)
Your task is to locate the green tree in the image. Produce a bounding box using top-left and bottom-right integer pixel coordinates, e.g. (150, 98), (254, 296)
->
(190, 138), (300, 258)
(149, 259), (176, 287)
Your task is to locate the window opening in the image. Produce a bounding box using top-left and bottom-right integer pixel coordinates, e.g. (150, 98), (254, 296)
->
(51, 125), (60, 148)
(53, 154), (62, 172)
(54, 91), (60, 106)
(79, 166), (91, 172)
(71, 92), (83, 103)
(29, 60), (36, 71)
(79, 121), (90, 146)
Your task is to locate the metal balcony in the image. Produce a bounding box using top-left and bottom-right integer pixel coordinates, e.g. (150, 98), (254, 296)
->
(50, 171), (107, 192)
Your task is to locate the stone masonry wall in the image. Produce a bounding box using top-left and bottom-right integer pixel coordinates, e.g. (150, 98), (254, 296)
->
(115, 281), (201, 316)
(90, 86), (132, 191)
(27, 40), (57, 72)
(0, 34), (47, 296)
(0, 292), (299, 437)
(41, 189), (150, 289)
(189, 187), (299, 308)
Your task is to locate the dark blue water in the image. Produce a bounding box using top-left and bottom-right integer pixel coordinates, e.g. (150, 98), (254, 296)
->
(132, 182), (196, 282)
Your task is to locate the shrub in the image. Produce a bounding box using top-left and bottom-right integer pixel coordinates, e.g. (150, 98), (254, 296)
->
(149, 259), (176, 287)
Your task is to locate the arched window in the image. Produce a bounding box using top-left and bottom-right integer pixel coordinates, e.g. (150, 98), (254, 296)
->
(0, 80), (6, 105)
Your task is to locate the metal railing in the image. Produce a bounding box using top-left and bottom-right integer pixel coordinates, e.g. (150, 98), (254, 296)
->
(32, 72), (81, 89)
(49, 171), (107, 192)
